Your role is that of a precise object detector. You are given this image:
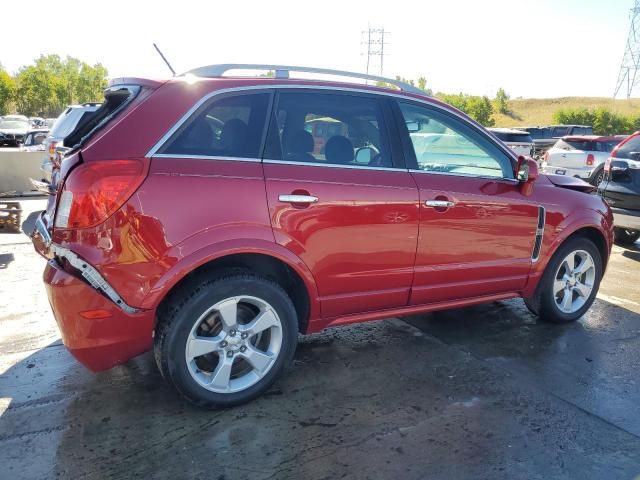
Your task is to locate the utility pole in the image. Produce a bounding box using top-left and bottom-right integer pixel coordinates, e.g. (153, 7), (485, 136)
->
(614, 0), (640, 98)
(361, 27), (389, 77)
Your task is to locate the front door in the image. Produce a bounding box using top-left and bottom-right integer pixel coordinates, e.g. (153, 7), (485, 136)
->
(263, 90), (419, 318)
(393, 100), (539, 305)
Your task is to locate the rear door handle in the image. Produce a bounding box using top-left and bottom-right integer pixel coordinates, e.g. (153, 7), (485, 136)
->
(425, 200), (455, 208)
(279, 194), (319, 204)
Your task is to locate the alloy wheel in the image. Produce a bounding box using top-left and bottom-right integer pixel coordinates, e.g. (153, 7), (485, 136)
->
(185, 296), (283, 393)
(553, 250), (596, 314)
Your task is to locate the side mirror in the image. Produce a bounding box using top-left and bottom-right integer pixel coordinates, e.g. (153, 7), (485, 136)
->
(610, 160), (631, 181)
(516, 156), (538, 183)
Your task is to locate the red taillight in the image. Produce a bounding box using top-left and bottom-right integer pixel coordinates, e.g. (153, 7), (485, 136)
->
(55, 159), (147, 229)
(48, 140), (58, 161)
(586, 153), (595, 166)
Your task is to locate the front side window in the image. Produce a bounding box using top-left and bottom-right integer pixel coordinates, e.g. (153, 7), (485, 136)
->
(398, 102), (513, 179)
(161, 93), (269, 158)
(265, 92), (395, 168)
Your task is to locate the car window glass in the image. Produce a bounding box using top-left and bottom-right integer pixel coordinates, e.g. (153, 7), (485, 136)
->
(615, 135), (640, 160)
(398, 102), (511, 179)
(161, 93), (269, 158)
(265, 92), (394, 168)
(552, 126), (569, 137)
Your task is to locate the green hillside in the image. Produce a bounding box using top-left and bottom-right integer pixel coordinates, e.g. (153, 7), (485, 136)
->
(493, 97), (640, 128)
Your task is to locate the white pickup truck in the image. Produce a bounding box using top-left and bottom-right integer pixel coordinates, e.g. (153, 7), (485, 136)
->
(541, 135), (626, 186)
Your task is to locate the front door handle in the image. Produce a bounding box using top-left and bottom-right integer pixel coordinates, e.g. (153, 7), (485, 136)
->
(279, 194), (319, 204)
(425, 200), (455, 208)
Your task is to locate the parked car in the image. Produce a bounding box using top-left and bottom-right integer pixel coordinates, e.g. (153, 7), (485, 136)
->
(41, 103), (102, 180)
(3, 114), (30, 122)
(24, 65), (614, 408)
(488, 128), (534, 157)
(517, 125), (593, 158)
(0, 118), (30, 146)
(599, 131), (640, 244)
(542, 135), (626, 186)
(20, 129), (49, 152)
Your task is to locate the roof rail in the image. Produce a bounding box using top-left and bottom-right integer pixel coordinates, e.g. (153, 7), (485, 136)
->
(182, 64), (425, 95)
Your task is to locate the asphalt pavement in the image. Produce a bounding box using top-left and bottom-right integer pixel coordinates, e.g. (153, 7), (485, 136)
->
(1, 199), (639, 479)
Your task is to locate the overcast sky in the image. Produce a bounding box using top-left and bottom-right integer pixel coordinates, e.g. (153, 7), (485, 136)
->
(1, 0), (633, 98)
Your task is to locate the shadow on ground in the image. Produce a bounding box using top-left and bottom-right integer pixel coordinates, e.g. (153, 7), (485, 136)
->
(1, 297), (640, 479)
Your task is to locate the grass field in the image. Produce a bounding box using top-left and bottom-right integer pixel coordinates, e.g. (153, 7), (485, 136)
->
(493, 97), (640, 128)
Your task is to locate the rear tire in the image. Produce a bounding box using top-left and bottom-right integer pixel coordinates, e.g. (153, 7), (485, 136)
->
(613, 227), (640, 245)
(154, 271), (298, 408)
(525, 236), (602, 324)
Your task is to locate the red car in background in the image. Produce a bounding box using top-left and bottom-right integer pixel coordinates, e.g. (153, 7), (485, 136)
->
(25, 65), (613, 407)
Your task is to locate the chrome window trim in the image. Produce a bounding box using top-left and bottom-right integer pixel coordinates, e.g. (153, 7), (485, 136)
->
(263, 159), (407, 172)
(146, 84), (520, 165)
(152, 153), (262, 163)
(408, 168), (520, 184)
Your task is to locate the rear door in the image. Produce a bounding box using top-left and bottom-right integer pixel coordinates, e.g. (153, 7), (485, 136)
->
(262, 90), (419, 318)
(393, 100), (539, 305)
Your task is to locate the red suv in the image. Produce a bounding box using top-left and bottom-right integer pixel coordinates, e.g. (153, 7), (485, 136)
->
(26, 65), (614, 407)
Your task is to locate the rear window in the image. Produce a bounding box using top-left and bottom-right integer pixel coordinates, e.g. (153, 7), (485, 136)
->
(160, 92), (270, 159)
(63, 87), (141, 149)
(492, 131), (533, 143)
(554, 139), (593, 151)
(616, 135), (640, 160)
(595, 140), (620, 152)
(50, 108), (99, 139)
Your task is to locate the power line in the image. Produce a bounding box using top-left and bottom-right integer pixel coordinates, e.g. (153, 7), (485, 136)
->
(614, 0), (640, 98)
(361, 27), (389, 77)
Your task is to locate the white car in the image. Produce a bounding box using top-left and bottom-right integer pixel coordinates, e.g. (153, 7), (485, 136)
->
(0, 118), (30, 146)
(488, 128), (534, 157)
(542, 135), (626, 186)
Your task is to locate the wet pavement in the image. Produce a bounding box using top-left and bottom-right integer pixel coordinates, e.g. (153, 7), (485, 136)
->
(1, 200), (640, 479)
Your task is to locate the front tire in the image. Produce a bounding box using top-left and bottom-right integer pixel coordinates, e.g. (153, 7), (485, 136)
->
(154, 271), (298, 408)
(525, 236), (602, 323)
(589, 167), (605, 187)
(613, 227), (640, 245)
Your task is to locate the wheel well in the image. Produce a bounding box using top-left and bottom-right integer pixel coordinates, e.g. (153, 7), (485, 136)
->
(158, 253), (310, 333)
(568, 227), (609, 270)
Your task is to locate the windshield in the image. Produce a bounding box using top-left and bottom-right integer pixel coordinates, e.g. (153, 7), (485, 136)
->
(0, 121), (28, 129)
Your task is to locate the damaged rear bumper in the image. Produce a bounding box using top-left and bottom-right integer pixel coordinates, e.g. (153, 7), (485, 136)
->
(25, 210), (155, 371)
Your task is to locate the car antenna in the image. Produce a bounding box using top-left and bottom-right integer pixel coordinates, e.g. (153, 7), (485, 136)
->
(153, 43), (176, 76)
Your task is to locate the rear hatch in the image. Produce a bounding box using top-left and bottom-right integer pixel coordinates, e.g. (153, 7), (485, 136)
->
(41, 83), (149, 235)
(546, 139), (592, 170)
(601, 134), (640, 211)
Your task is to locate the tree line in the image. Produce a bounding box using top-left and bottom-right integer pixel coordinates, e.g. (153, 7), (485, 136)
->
(0, 55), (108, 117)
(553, 108), (640, 136)
(380, 77), (509, 127)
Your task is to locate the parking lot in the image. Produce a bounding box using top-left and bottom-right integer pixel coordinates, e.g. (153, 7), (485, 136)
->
(0, 199), (639, 479)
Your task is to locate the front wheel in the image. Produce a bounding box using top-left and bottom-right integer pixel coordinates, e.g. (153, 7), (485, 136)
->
(614, 227), (640, 245)
(589, 167), (605, 187)
(154, 272), (299, 408)
(525, 236), (602, 323)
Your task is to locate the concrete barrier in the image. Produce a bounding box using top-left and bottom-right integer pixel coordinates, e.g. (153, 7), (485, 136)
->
(0, 149), (46, 194)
